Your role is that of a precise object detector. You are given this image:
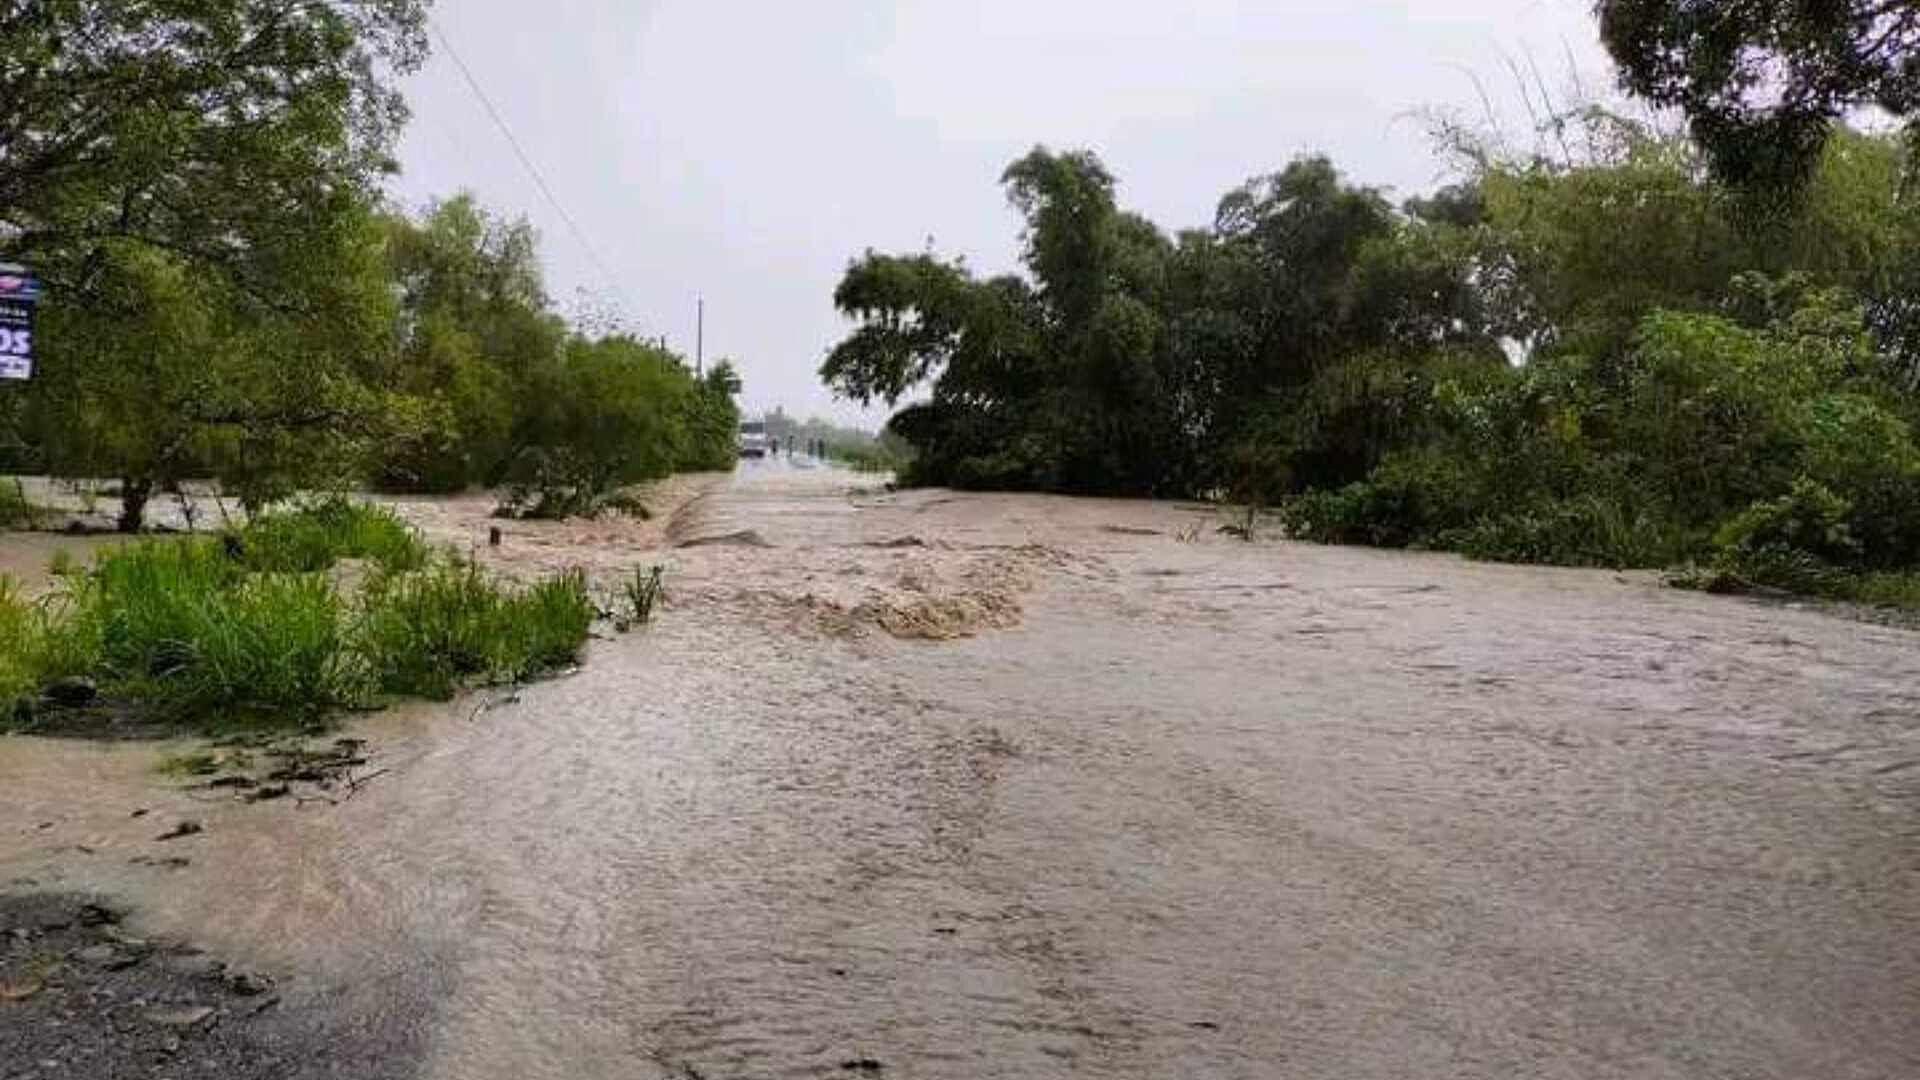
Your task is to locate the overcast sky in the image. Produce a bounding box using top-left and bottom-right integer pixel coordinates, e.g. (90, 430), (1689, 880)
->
(387, 0), (1616, 428)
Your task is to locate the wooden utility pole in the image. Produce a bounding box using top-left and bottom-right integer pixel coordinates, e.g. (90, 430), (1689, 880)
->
(696, 297), (704, 377)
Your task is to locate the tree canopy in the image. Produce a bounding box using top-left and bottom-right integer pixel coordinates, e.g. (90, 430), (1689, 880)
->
(1596, 0), (1920, 192)
(2, 2), (742, 528)
(822, 118), (1920, 598)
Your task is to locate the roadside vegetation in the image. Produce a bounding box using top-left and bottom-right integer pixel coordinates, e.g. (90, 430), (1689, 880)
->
(0, 2), (724, 736)
(819, 5), (1920, 609)
(1, 502), (597, 732)
(0, 2), (739, 532)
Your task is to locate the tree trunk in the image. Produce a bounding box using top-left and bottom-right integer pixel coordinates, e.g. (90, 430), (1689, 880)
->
(116, 477), (151, 533)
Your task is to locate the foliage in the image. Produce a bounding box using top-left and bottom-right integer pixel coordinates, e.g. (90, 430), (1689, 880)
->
(356, 559), (592, 700)
(0, 507), (595, 725)
(497, 337), (738, 518)
(4, 9), (737, 528)
(4, 1), (424, 530)
(619, 566), (665, 628)
(823, 146), (1494, 497)
(1, 1), (428, 281)
(374, 195), (564, 492)
(824, 116), (1920, 606)
(0, 480), (44, 529)
(1596, 0), (1920, 193)
(228, 497), (427, 574)
(830, 440), (911, 474)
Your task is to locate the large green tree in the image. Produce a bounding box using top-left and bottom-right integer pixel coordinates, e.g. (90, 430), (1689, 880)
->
(1596, 0), (1920, 191)
(375, 194), (564, 492)
(2, 0), (429, 528)
(1, 0), (429, 291)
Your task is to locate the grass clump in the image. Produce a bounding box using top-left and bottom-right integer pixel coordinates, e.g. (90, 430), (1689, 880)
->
(0, 579), (45, 712)
(72, 540), (357, 721)
(620, 565), (665, 628)
(2, 502), (597, 730)
(230, 496), (426, 573)
(358, 560), (593, 700)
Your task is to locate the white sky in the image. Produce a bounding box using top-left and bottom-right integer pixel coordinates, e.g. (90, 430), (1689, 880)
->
(387, 1), (1616, 428)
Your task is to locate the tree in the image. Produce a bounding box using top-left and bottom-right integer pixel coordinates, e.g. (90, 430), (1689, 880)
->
(376, 195), (565, 492)
(2, 0), (429, 528)
(1, 0), (429, 293)
(501, 336), (738, 517)
(28, 232), (390, 528)
(1596, 0), (1920, 192)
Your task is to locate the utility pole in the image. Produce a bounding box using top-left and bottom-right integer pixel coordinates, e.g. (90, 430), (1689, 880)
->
(696, 297), (704, 378)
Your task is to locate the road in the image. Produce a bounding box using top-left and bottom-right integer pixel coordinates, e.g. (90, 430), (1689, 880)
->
(5, 463), (1919, 1078)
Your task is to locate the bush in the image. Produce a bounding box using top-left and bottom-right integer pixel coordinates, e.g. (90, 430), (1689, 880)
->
(1453, 497), (1691, 568)
(1714, 478), (1859, 564)
(5, 520), (596, 728)
(357, 559), (592, 700)
(499, 336), (740, 520)
(830, 441), (908, 474)
(75, 541), (357, 720)
(231, 497), (427, 573)
(1278, 450), (1476, 548)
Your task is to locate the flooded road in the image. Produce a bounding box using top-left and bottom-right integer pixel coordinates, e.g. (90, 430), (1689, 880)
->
(6, 462), (1920, 1078)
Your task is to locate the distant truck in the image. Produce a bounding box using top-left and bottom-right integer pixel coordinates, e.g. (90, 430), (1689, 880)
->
(738, 420), (770, 459)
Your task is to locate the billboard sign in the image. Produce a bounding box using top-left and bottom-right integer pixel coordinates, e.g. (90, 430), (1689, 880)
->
(0, 268), (40, 381)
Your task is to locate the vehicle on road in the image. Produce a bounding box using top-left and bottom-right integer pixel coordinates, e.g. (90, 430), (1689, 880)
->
(738, 420), (769, 459)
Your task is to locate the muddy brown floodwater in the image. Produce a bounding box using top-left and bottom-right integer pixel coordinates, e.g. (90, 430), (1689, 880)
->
(5, 461), (1919, 1079)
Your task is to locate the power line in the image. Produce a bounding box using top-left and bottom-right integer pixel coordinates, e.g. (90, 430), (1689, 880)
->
(427, 17), (641, 327)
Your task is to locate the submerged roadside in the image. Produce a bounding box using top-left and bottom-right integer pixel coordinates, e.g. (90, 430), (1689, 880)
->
(5, 464), (1918, 1079)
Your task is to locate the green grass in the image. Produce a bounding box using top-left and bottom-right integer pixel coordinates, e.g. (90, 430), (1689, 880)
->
(0, 578), (42, 711)
(230, 496), (427, 573)
(357, 559), (593, 700)
(1852, 572), (1920, 609)
(67, 540), (354, 720)
(0, 503), (596, 729)
(1669, 550), (1920, 614)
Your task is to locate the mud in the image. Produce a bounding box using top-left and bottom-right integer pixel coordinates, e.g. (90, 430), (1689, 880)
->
(0, 893), (417, 1080)
(4, 458), (1919, 1079)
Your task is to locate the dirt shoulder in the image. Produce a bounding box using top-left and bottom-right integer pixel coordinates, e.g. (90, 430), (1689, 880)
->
(1, 893), (305, 1080)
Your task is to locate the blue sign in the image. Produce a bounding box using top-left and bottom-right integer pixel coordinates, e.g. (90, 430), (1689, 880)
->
(0, 269), (38, 381)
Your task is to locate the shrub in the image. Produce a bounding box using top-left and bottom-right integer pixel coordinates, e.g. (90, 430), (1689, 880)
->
(621, 565), (664, 627)
(78, 541), (358, 719)
(498, 336), (740, 520)
(831, 442), (908, 474)
(1851, 572), (1920, 609)
(1278, 450), (1476, 548)
(231, 497), (427, 573)
(1714, 478), (1859, 565)
(357, 559), (592, 699)
(1453, 497), (1691, 568)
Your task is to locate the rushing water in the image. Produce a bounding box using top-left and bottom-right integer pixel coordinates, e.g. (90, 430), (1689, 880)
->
(6, 462), (1919, 1078)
